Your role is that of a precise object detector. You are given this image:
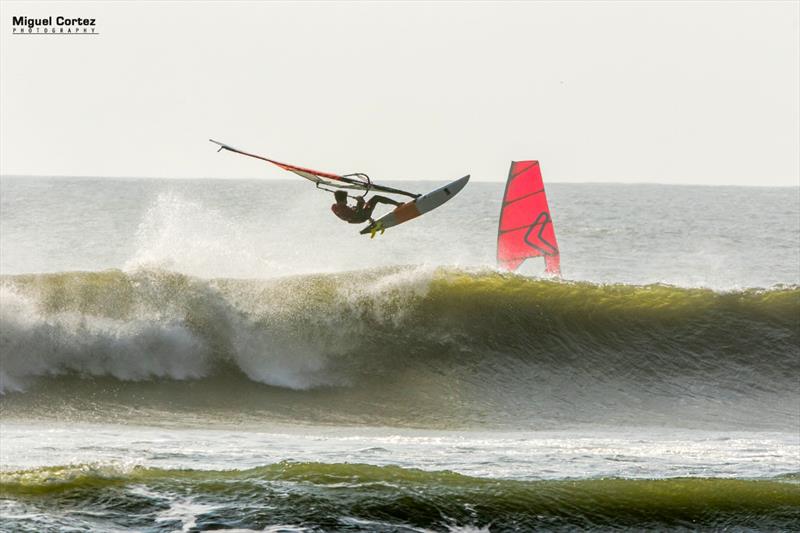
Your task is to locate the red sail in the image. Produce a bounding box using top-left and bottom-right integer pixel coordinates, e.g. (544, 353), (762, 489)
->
(497, 161), (561, 275)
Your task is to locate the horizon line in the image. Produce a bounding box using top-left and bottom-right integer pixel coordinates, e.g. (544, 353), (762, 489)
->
(1, 173), (798, 188)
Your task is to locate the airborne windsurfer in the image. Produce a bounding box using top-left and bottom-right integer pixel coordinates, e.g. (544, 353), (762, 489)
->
(331, 190), (401, 224)
(210, 139), (468, 237)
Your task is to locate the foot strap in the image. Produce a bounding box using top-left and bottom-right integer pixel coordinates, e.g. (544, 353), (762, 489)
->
(369, 220), (385, 239)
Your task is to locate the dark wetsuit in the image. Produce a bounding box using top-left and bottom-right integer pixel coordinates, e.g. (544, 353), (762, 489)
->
(331, 195), (400, 224)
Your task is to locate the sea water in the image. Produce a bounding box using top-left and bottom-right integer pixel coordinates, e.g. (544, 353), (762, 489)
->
(1, 176), (798, 531)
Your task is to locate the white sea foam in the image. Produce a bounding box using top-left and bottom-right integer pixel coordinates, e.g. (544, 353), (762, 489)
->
(0, 266), (443, 393)
(0, 285), (211, 393)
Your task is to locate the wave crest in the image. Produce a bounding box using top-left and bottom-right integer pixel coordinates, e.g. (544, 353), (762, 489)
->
(1, 267), (797, 429)
(1, 268), (797, 391)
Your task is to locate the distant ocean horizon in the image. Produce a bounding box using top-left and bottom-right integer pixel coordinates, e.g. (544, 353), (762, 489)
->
(3, 173), (799, 187)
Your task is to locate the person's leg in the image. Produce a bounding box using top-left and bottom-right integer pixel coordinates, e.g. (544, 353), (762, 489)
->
(368, 195), (402, 207)
(359, 195), (400, 222)
(361, 199), (379, 221)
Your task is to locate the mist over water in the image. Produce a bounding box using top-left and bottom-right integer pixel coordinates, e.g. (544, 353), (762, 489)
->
(1, 176), (798, 531)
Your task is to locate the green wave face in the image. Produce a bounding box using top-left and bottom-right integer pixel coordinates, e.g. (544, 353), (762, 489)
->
(1, 268), (798, 429)
(2, 463), (799, 531)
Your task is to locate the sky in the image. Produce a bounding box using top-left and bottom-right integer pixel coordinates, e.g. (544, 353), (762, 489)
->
(0, 1), (798, 185)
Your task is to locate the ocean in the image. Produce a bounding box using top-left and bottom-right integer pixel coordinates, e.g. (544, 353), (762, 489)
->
(1, 176), (798, 531)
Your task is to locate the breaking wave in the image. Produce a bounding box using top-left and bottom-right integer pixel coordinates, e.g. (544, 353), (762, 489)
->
(1, 267), (797, 429)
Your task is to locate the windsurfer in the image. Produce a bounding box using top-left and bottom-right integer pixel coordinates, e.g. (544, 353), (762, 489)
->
(331, 190), (401, 224)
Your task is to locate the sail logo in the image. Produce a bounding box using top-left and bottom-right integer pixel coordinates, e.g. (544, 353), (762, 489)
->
(11, 16), (98, 35)
(523, 211), (558, 256)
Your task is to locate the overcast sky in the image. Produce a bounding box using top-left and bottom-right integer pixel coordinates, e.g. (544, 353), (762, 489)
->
(1, 1), (798, 185)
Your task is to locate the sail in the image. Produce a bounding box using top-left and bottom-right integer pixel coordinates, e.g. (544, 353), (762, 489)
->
(210, 139), (417, 198)
(210, 139), (361, 188)
(497, 160), (561, 275)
